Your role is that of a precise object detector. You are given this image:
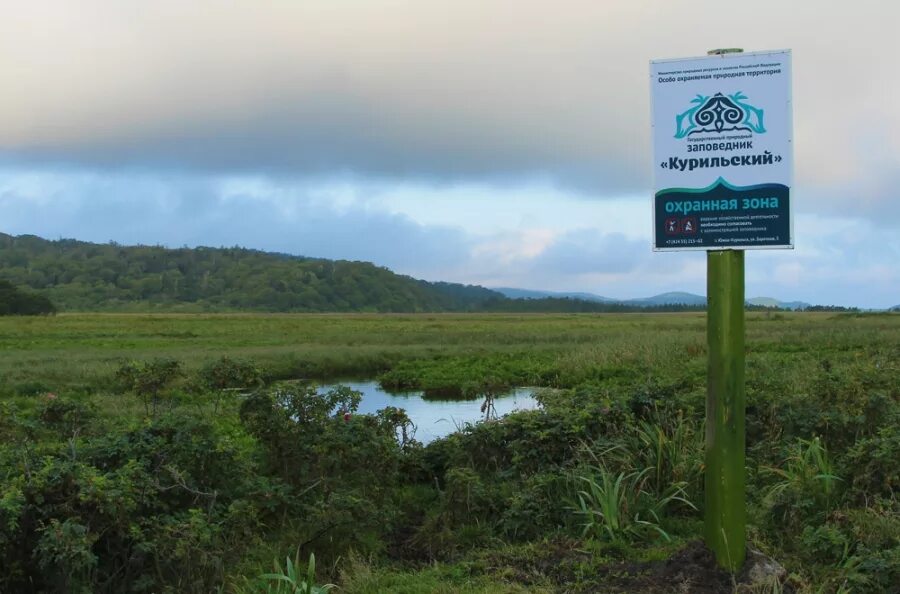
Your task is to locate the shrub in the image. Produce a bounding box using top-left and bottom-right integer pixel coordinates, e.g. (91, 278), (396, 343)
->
(195, 356), (264, 413)
(38, 396), (95, 435)
(0, 413), (266, 593)
(115, 358), (183, 416)
(238, 383), (409, 557)
(842, 422), (900, 501)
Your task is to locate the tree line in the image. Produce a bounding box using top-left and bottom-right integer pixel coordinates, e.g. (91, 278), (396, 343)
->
(0, 232), (843, 314)
(0, 233), (500, 313)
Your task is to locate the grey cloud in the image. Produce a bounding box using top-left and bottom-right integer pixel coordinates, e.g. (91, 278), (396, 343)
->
(1, 0), (897, 208)
(528, 230), (645, 275)
(800, 168), (900, 225)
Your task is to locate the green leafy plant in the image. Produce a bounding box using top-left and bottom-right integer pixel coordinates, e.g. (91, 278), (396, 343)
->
(631, 414), (703, 501)
(762, 436), (841, 530)
(570, 465), (695, 543)
(34, 518), (98, 594)
(236, 551), (335, 594)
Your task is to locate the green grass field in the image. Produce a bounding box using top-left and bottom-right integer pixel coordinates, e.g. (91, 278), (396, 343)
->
(2, 311), (896, 394)
(1, 311), (898, 593)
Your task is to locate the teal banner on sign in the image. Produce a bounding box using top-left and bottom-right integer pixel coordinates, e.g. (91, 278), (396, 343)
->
(654, 178), (790, 249)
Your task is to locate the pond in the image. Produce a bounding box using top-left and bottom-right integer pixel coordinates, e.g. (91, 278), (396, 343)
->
(316, 380), (540, 444)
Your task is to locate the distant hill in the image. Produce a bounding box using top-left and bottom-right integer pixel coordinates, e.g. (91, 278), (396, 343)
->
(0, 233), (503, 313)
(492, 288), (615, 302)
(497, 289), (708, 307)
(623, 291), (707, 307)
(747, 297), (811, 311)
(499, 287), (814, 310)
(494, 288), (707, 306)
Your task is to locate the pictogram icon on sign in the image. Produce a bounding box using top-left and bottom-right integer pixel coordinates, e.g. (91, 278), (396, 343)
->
(665, 217), (680, 235)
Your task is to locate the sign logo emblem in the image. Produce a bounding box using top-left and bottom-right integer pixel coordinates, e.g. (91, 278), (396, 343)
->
(675, 92), (765, 138)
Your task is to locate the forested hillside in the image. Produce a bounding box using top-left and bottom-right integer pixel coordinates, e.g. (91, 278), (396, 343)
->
(0, 233), (808, 313)
(0, 279), (56, 315)
(0, 233), (500, 312)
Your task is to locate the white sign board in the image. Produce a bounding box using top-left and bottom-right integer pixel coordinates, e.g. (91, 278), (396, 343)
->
(650, 50), (792, 250)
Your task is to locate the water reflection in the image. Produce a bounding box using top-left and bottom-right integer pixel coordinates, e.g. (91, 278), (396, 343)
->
(316, 380), (539, 444)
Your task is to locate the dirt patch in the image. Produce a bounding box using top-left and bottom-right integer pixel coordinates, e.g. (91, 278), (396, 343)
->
(484, 539), (789, 593)
(584, 541), (735, 593)
(483, 537), (593, 586)
(389, 530), (787, 593)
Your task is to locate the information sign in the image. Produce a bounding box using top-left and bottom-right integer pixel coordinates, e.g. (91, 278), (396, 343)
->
(650, 50), (792, 250)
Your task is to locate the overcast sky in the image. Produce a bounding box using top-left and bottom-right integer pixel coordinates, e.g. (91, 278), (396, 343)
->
(1, 0), (897, 307)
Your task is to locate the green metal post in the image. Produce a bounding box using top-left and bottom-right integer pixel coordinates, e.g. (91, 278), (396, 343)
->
(705, 249), (746, 571)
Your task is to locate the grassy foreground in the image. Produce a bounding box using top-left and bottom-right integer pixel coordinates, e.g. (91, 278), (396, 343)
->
(1, 312), (898, 592)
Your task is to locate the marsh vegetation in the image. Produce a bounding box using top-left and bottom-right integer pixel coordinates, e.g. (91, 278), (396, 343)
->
(0, 312), (897, 592)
